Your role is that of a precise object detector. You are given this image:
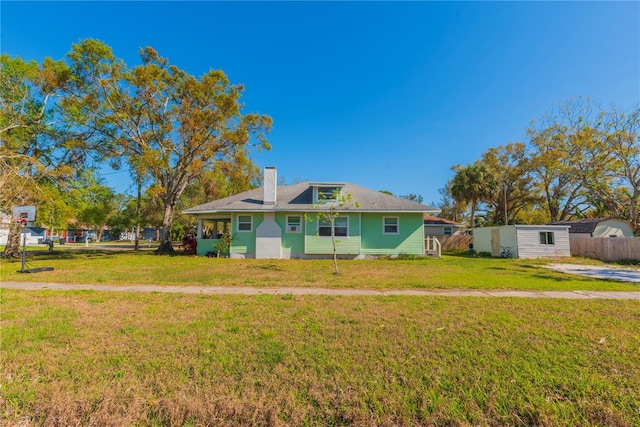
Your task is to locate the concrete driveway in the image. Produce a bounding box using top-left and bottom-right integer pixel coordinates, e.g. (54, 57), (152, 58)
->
(545, 264), (640, 283)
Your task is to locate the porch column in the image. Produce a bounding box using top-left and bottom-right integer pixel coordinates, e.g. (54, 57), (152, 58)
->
(196, 219), (203, 239)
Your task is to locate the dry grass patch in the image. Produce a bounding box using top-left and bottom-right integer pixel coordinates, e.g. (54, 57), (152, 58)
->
(1, 289), (639, 426)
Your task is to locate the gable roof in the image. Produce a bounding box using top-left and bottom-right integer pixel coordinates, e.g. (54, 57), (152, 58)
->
(548, 218), (627, 234)
(423, 215), (462, 226)
(184, 182), (439, 214)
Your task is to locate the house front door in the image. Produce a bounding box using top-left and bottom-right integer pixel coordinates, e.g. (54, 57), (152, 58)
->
(491, 229), (500, 257)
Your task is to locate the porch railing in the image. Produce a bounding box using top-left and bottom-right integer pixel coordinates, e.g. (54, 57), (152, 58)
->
(425, 236), (441, 258)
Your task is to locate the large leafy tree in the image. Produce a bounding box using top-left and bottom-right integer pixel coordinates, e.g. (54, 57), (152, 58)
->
(61, 40), (271, 253)
(0, 54), (83, 257)
(450, 164), (498, 228)
(527, 98), (605, 221)
(592, 106), (640, 232)
(481, 142), (541, 225)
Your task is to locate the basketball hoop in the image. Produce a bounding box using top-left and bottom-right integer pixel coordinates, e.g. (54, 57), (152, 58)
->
(12, 206), (36, 222)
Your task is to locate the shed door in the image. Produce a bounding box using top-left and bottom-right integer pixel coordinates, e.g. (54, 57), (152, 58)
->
(491, 229), (500, 256)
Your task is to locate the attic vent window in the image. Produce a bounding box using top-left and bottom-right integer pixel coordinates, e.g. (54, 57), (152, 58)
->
(317, 187), (340, 203)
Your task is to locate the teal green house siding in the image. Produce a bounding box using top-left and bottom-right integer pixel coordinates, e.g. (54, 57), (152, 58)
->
(230, 212), (262, 255)
(275, 212), (305, 256)
(304, 212), (361, 255)
(361, 213), (424, 255)
(196, 239), (217, 256)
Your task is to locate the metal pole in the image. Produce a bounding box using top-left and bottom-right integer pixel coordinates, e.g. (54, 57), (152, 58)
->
(21, 222), (26, 273)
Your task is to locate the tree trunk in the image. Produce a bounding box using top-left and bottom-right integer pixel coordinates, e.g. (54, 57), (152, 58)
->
(331, 219), (339, 274)
(331, 234), (339, 275)
(469, 199), (477, 228)
(156, 202), (175, 254)
(134, 176), (141, 251)
(2, 221), (23, 258)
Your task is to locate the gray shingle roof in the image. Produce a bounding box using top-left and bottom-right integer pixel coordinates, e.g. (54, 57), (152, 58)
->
(548, 218), (611, 234)
(423, 215), (462, 226)
(183, 182), (439, 214)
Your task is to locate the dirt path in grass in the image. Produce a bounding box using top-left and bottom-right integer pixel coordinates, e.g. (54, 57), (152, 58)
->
(2, 281), (639, 299)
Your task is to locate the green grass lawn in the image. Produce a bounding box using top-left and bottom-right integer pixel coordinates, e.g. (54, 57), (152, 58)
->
(1, 249), (638, 291)
(2, 289), (639, 426)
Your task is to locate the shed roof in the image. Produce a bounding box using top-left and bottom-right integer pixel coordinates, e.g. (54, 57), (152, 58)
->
(423, 215), (462, 226)
(548, 218), (627, 234)
(184, 182), (439, 214)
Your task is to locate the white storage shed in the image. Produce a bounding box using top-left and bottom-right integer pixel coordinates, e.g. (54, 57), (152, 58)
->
(472, 225), (571, 259)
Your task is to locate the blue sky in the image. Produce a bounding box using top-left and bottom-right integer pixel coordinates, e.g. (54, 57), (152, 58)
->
(2, 1), (639, 205)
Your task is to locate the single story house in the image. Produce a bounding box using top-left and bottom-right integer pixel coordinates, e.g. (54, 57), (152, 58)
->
(423, 216), (464, 237)
(0, 226), (48, 245)
(472, 225), (571, 258)
(548, 218), (634, 238)
(183, 167), (440, 258)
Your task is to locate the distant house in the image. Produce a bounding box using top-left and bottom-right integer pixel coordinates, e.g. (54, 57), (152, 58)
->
(184, 167), (440, 258)
(0, 226), (48, 245)
(66, 229), (96, 243)
(472, 225), (571, 259)
(423, 216), (464, 237)
(548, 218), (634, 238)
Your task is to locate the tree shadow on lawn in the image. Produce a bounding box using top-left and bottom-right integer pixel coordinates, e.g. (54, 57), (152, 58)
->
(250, 263), (285, 272)
(530, 273), (591, 283)
(22, 249), (121, 261)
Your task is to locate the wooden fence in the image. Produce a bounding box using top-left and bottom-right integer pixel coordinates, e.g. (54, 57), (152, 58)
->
(570, 237), (640, 261)
(425, 234), (472, 252)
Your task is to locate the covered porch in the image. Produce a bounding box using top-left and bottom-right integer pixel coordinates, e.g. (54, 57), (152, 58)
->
(196, 217), (231, 256)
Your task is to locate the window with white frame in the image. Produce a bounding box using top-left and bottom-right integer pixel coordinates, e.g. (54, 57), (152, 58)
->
(237, 215), (253, 232)
(287, 215), (302, 233)
(316, 187), (341, 203)
(383, 217), (399, 234)
(539, 231), (554, 245)
(443, 226), (452, 236)
(318, 216), (348, 237)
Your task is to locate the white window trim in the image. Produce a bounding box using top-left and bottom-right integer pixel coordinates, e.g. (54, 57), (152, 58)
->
(539, 231), (555, 245)
(237, 214), (253, 233)
(313, 186), (342, 204)
(383, 216), (399, 235)
(317, 216), (349, 238)
(286, 215), (302, 233)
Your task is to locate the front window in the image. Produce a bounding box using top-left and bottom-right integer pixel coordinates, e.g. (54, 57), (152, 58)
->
(237, 215), (253, 232)
(443, 226), (452, 236)
(383, 217), (399, 234)
(318, 216), (348, 237)
(540, 231), (554, 245)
